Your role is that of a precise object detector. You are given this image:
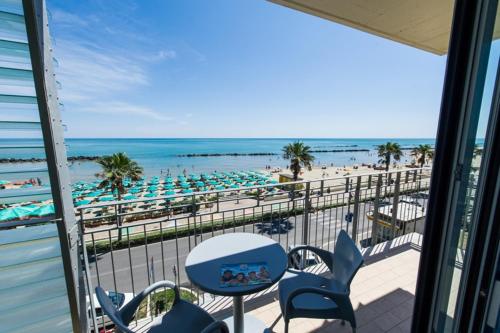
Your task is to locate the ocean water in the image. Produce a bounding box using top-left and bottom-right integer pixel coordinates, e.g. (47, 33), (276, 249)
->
(0, 138), (435, 182)
(0, 138), (437, 183)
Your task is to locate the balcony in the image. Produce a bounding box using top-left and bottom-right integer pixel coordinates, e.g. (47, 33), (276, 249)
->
(81, 169), (434, 332)
(126, 233), (422, 333)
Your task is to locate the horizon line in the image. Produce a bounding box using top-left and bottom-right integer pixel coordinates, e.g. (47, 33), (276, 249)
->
(60, 137), (439, 140)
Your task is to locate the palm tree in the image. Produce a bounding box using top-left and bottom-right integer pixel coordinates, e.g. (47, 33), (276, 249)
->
(411, 144), (434, 168)
(473, 144), (483, 159)
(282, 142), (315, 181)
(377, 142), (402, 171)
(96, 153), (143, 238)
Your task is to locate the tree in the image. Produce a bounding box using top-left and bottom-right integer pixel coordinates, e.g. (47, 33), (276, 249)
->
(282, 142), (314, 181)
(473, 144), (483, 159)
(377, 142), (402, 171)
(96, 153), (143, 238)
(96, 152), (143, 200)
(411, 144), (434, 168)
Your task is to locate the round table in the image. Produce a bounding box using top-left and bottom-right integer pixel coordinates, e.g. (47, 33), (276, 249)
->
(185, 233), (287, 333)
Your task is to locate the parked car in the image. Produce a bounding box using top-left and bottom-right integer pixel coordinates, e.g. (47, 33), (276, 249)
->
(287, 244), (321, 269)
(88, 290), (134, 332)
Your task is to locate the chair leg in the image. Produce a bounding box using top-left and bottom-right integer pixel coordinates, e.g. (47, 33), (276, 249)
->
(284, 319), (289, 333)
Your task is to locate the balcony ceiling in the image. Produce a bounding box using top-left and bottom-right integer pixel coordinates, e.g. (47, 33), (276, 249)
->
(269, 0), (500, 55)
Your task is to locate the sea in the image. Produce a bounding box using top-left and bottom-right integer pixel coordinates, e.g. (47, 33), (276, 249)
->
(0, 138), (438, 184)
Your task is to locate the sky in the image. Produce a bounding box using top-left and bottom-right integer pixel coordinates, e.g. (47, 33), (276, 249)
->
(47, 0), (448, 139)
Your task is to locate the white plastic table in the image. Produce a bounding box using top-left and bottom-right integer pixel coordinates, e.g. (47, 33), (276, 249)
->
(185, 233), (288, 333)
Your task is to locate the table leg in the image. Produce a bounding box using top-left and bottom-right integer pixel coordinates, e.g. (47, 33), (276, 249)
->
(233, 296), (244, 333)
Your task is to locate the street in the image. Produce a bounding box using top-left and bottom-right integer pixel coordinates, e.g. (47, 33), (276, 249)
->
(89, 202), (378, 293)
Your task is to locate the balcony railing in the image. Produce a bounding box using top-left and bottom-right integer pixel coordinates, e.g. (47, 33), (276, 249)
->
(79, 168), (432, 330)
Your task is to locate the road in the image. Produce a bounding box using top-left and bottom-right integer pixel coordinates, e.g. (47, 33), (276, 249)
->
(88, 202), (379, 293)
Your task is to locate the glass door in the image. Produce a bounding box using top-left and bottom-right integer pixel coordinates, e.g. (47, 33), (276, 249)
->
(413, 0), (500, 332)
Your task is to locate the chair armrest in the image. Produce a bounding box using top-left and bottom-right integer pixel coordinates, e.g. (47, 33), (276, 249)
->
(120, 280), (180, 325)
(288, 245), (333, 271)
(200, 320), (230, 333)
(285, 287), (349, 318)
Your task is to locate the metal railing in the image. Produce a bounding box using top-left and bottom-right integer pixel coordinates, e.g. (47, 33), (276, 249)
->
(79, 168), (431, 294)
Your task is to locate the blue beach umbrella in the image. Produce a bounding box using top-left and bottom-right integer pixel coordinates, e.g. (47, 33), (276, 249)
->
(164, 184), (175, 190)
(195, 181), (205, 187)
(123, 194), (137, 200)
(144, 192), (156, 198)
(75, 199), (91, 207)
(165, 190), (176, 196)
(34, 204), (55, 216)
(182, 189), (193, 194)
(0, 208), (21, 221)
(99, 195), (115, 202)
(215, 185), (225, 191)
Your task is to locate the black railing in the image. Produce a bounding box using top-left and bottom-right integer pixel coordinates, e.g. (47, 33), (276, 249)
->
(79, 168), (431, 298)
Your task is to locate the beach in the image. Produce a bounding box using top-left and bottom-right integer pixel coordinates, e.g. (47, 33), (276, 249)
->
(0, 138), (438, 184)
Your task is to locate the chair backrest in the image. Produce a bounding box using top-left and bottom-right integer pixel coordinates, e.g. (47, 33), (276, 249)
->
(331, 230), (364, 290)
(95, 286), (134, 333)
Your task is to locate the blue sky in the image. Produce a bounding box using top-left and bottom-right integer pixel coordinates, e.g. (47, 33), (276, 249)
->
(47, 0), (448, 138)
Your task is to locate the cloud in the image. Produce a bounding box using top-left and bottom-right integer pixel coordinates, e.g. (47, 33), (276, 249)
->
(55, 39), (149, 103)
(141, 50), (177, 62)
(76, 102), (173, 121)
(50, 9), (88, 27)
(49, 4), (178, 130)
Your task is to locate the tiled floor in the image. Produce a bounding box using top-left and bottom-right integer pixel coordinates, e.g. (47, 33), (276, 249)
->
(212, 244), (421, 333)
(252, 248), (419, 332)
(131, 234), (423, 333)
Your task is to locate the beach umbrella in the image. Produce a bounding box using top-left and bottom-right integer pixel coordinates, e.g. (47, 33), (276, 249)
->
(0, 205), (37, 221)
(34, 204), (55, 217)
(147, 185), (158, 192)
(165, 190), (176, 196)
(144, 192), (156, 198)
(195, 181), (205, 187)
(269, 179), (279, 184)
(99, 195), (115, 202)
(0, 180), (10, 185)
(0, 208), (21, 221)
(208, 180), (218, 186)
(75, 199), (91, 207)
(180, 182), (190, 189)
(129, 188), (140, 194)
(164, 184), (175, 190)
(123, 194), (137, 200)
(215, 185), (225, 191)
(87, 191), (102, 197)
(230, 184), (239, 189)
(182, 189), (193, 194)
